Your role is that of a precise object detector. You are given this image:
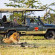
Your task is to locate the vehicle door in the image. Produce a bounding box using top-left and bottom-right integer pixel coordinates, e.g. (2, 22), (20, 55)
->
(27, 18), (43, 31)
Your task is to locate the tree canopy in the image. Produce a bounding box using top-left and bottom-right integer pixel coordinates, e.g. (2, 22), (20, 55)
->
(5, 0), (40, 8)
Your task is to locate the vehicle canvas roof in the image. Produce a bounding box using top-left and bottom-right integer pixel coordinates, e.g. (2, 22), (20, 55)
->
(0, 8), (43, 12)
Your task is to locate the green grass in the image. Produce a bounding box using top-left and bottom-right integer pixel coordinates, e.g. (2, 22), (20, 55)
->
(20, 36), (45, 40)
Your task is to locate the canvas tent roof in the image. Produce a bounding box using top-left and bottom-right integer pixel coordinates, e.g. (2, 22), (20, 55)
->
(0, 8), (43, 12)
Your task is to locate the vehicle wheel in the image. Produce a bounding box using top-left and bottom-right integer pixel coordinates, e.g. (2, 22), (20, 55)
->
(7, 31), (16, 38)
(44, 31), (55, 39)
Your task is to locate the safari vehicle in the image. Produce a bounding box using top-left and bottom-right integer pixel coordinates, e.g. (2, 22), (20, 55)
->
(0, 8), (55, 39)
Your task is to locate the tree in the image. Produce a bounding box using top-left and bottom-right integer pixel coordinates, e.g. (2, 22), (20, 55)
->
(46, 14), (55, 24)
(39, 2), (55, 24)
(4, 0), (39, 8)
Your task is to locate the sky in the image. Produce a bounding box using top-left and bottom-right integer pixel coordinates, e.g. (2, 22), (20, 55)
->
(0, 0), (55, 17)
(40, 0), (55, 5)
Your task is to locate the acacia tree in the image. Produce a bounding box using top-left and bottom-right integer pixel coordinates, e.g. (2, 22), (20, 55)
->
(4, 0), (40, 8)
(40, 2), (55, 15)
(5, 0), (55, 12)
(39, 2), (55, 24)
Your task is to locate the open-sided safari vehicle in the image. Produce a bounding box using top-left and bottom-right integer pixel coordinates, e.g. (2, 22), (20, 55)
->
(0, 8), (55, 40)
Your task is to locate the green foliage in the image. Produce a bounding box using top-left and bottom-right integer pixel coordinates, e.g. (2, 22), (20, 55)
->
(4, 0), (55, 11)
(42, 14), (55, 24)
(10, 12), (23, 24)
(10, 15), (13, 21)
(10, 12), (22, 19)
(20, 36), (45, 40)
(47, 14), (55, 24)
(4, 0), (40, 8)
(14, 12), (22, 18)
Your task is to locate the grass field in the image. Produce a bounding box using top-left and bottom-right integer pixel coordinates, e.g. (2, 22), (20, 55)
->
(0, 36), (55, 55)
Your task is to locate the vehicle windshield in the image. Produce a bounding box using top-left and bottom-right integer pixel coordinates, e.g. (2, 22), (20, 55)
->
(25, 11), (44, 24)
(26, 11), (42, 18)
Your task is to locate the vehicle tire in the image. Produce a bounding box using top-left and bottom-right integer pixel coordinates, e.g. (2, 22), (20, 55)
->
(44, 31), (55, 39)
(7, 31), (16, 38)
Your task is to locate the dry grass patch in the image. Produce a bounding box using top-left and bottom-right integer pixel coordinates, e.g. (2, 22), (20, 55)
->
(0, 35), (55, 55)
(0, 40), (55, 55)
(0, 45), (55, 55)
